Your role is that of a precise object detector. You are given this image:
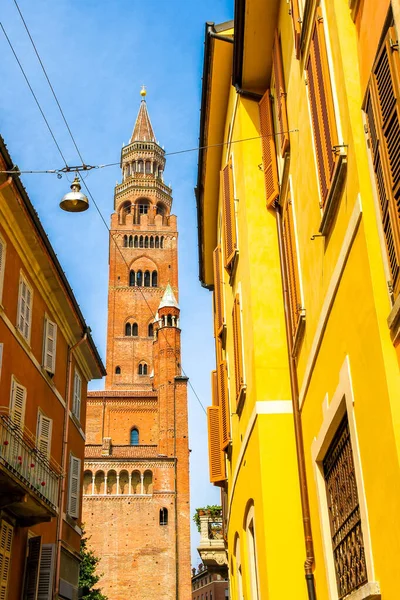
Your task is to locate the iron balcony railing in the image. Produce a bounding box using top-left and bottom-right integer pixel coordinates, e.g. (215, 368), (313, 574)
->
(0, 412), (61, 510)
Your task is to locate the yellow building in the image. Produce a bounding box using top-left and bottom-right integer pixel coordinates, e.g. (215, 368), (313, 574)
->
(196, 2), (400, 599)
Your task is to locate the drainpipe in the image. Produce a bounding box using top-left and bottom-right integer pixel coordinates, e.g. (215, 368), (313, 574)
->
(54, 331), (88, 598)
(275, 203), (317, 600)
(173, 379), (179, 600)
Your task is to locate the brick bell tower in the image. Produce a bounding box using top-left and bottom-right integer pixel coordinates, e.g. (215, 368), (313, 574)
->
(82, 89), (191, 600)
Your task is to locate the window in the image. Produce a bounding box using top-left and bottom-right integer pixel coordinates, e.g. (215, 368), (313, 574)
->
(72, 370), (82, 421)
(364, 20), (400, 298)
(221, 159), (237, 272)
(258, 91), (279, 207)
(37, 412), (52, 458)
(306, 7), (339, 208)
(272, 31), (290, 156)
(123, 235), (127, 247)
(125, 322), (132, 336)
(207, 404), (226, 484)
(217, 355), (230, 450)
(10, 377), (26, 429)
(0, 235), (6, 303)
(323, 415), (367, 598)
(17, 273), (33, 342)
(155, 236), (159, 248)
(245, 506), (260, 599)
(150, 236), (154, 248)
(129, 235), (133, 248)
(138, 363), (148, 375)
(152, 271), (158, 287)
(145, 236), (149, 248)
(232, 294), (244, 405)
(136, 271), (143, 286)
(43, 317), (57, 375)
(289, 0), (301, 58)
(148, 323), (154, 337)
(68, 455), (81, 518)
(129, 270), (135, 286)
(37, 544), (56, 600)
(144, 271), (150, 287)
(132, 322), (138, 336)
(0, 520), (13, 599)
(22, 535), (42, 599)
(159, 508), (168, 525)
(160, 236), (164, 249)
(115, 366), (121, 374)
(234, 536), (244, 600)
(134, 236), (138, 248)
(213, 246), (224, 337)
(130, 428), (139, 445)
(138, 203), (149, 215)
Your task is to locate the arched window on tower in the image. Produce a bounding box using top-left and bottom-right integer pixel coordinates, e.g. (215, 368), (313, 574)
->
(145, 236), (149, 248)
(167, 314), (173, 327)
(144, 271), (150, 287)
(115, 366), (121, 375)
(134, 236), (138, 248)
(156, 202), (166, 216)
(129, 235), (133, 247)
(155, 236), (159, 248)
(145, 161), (151, 174)
(130, 428), (139, 445)
(132, 323), (138, 336)
(123, 235), (127, 247)
(129, 270), (135, 286)
(148, 323), (154, 337)
(159, 508), (168, 526)
(160, 236), (164, 249)
(138, 362), (148, 375)
(150, 236), (154, 248)
(139, 236), (144, 248)
(152, 271), (158, 287)
(125, 323), (132, 336)
(137, 160), (143, 173)
(136, 271), (143, 286)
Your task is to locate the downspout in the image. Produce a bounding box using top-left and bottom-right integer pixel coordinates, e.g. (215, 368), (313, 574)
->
(173, 379), (179, 600)
(54, 331), (88, 598)
(275, 203), (317, 600)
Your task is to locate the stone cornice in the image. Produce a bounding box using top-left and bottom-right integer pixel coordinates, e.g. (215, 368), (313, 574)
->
(84, 460), (174, 470)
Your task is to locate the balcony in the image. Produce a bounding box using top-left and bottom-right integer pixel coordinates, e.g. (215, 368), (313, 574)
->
(0, 411), (61, 525)
(196, 509), (228, 569)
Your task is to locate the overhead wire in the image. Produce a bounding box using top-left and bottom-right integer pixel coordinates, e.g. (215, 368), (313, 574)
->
(2, 2), (207, 415)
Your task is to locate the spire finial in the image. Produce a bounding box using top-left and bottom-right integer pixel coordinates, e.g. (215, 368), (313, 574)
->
(140, 85), (147, 100)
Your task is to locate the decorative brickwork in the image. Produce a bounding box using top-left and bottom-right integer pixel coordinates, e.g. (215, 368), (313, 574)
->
(83, 95), (191, 600)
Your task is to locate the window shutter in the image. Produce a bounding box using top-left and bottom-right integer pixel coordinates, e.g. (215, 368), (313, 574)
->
(259, 91), (280, 207)
(306, 8), (338, 207)
(272, 31), (290, 156)
(366, 26), (400, 297)
(289, 0), (301, 59)
(23, 536), (42, 600)
(207, 406), (226, 484)
(73, 371), (82, 420)
(0, 521), (13, 600)
(18, 275), (32, 341)
(10, 378), (26, 429)
(0, 237), (5, 301)
(217, 360), (230, 450)
(37, 544), (55, 600)
(283, 195), (302, 337)
(68, 455), (81, 518)
(232, 295), (244, 400)
(211, 370), (218, 407)
(37, 414), (52, 459)
(213, 246), (224, 336)
(43, 319), (57, 374)
(221, 161), (237, 270)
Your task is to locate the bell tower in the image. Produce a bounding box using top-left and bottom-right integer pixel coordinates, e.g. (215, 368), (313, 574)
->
(83, 89), (191, 600)
(105, 87), (178, 390)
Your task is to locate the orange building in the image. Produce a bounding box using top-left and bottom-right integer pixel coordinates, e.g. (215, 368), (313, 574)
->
(82, 91), (191, 600)
(0, 135), (105, 599)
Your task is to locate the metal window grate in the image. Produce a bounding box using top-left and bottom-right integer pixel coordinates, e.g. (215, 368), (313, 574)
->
(323, 415), (367, 599)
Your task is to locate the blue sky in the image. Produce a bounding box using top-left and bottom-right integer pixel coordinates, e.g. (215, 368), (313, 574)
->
(0, 0), (232, 565)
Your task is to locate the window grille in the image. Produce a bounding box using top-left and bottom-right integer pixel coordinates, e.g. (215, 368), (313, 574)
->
(323, 416), (367, 598)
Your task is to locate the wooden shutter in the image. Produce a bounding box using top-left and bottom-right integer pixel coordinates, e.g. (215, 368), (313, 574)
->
(18, 275), (32, 341)
(37, 544), (55, 600)
(37, 413), (52, 459)
(259, 91), (280, 207)
(283, 194), (302, 337)
(43, 319), (57, 374)
(0, 237), (5, 300)
(68, 455), (81, 518)
(289, 0), (301, 59)
(0, 521), (13, 600)
(207, 406), (226, 484)
(306, 8), (338, 207)
(232, 295), (244, 400)
(221, 161), (237, 270)
(73, 371), (82, 420)
(365, 26), (400, 298)
(211, 370), (218, 407)
(217, 360), (230, 450)
(273, 31), (290, 156)
(23, 536), (42, 600)
(213, 246), (224, 336)
(10, 378), (26, 429)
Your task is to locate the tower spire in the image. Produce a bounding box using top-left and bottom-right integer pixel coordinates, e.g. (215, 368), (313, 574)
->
(130, 87), (156, 143)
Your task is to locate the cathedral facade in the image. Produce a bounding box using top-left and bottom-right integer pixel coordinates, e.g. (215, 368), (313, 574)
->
(82, 91), (191, 600)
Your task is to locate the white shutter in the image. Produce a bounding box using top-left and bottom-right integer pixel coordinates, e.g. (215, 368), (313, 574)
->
(68, 455), (81, 518)
(37, 544), (55, 600)
(43, 319), (57, 374)
(37, 413), (52, 459)
(10, 378), (26, 429)
(0, 521), (13, 600)
(73, 371), (81, 420)
(0, 237), (5, 302)
(17, 274), (33, 342)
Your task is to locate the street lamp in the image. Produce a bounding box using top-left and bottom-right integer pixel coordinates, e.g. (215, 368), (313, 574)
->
(60, 175), (89, 212)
